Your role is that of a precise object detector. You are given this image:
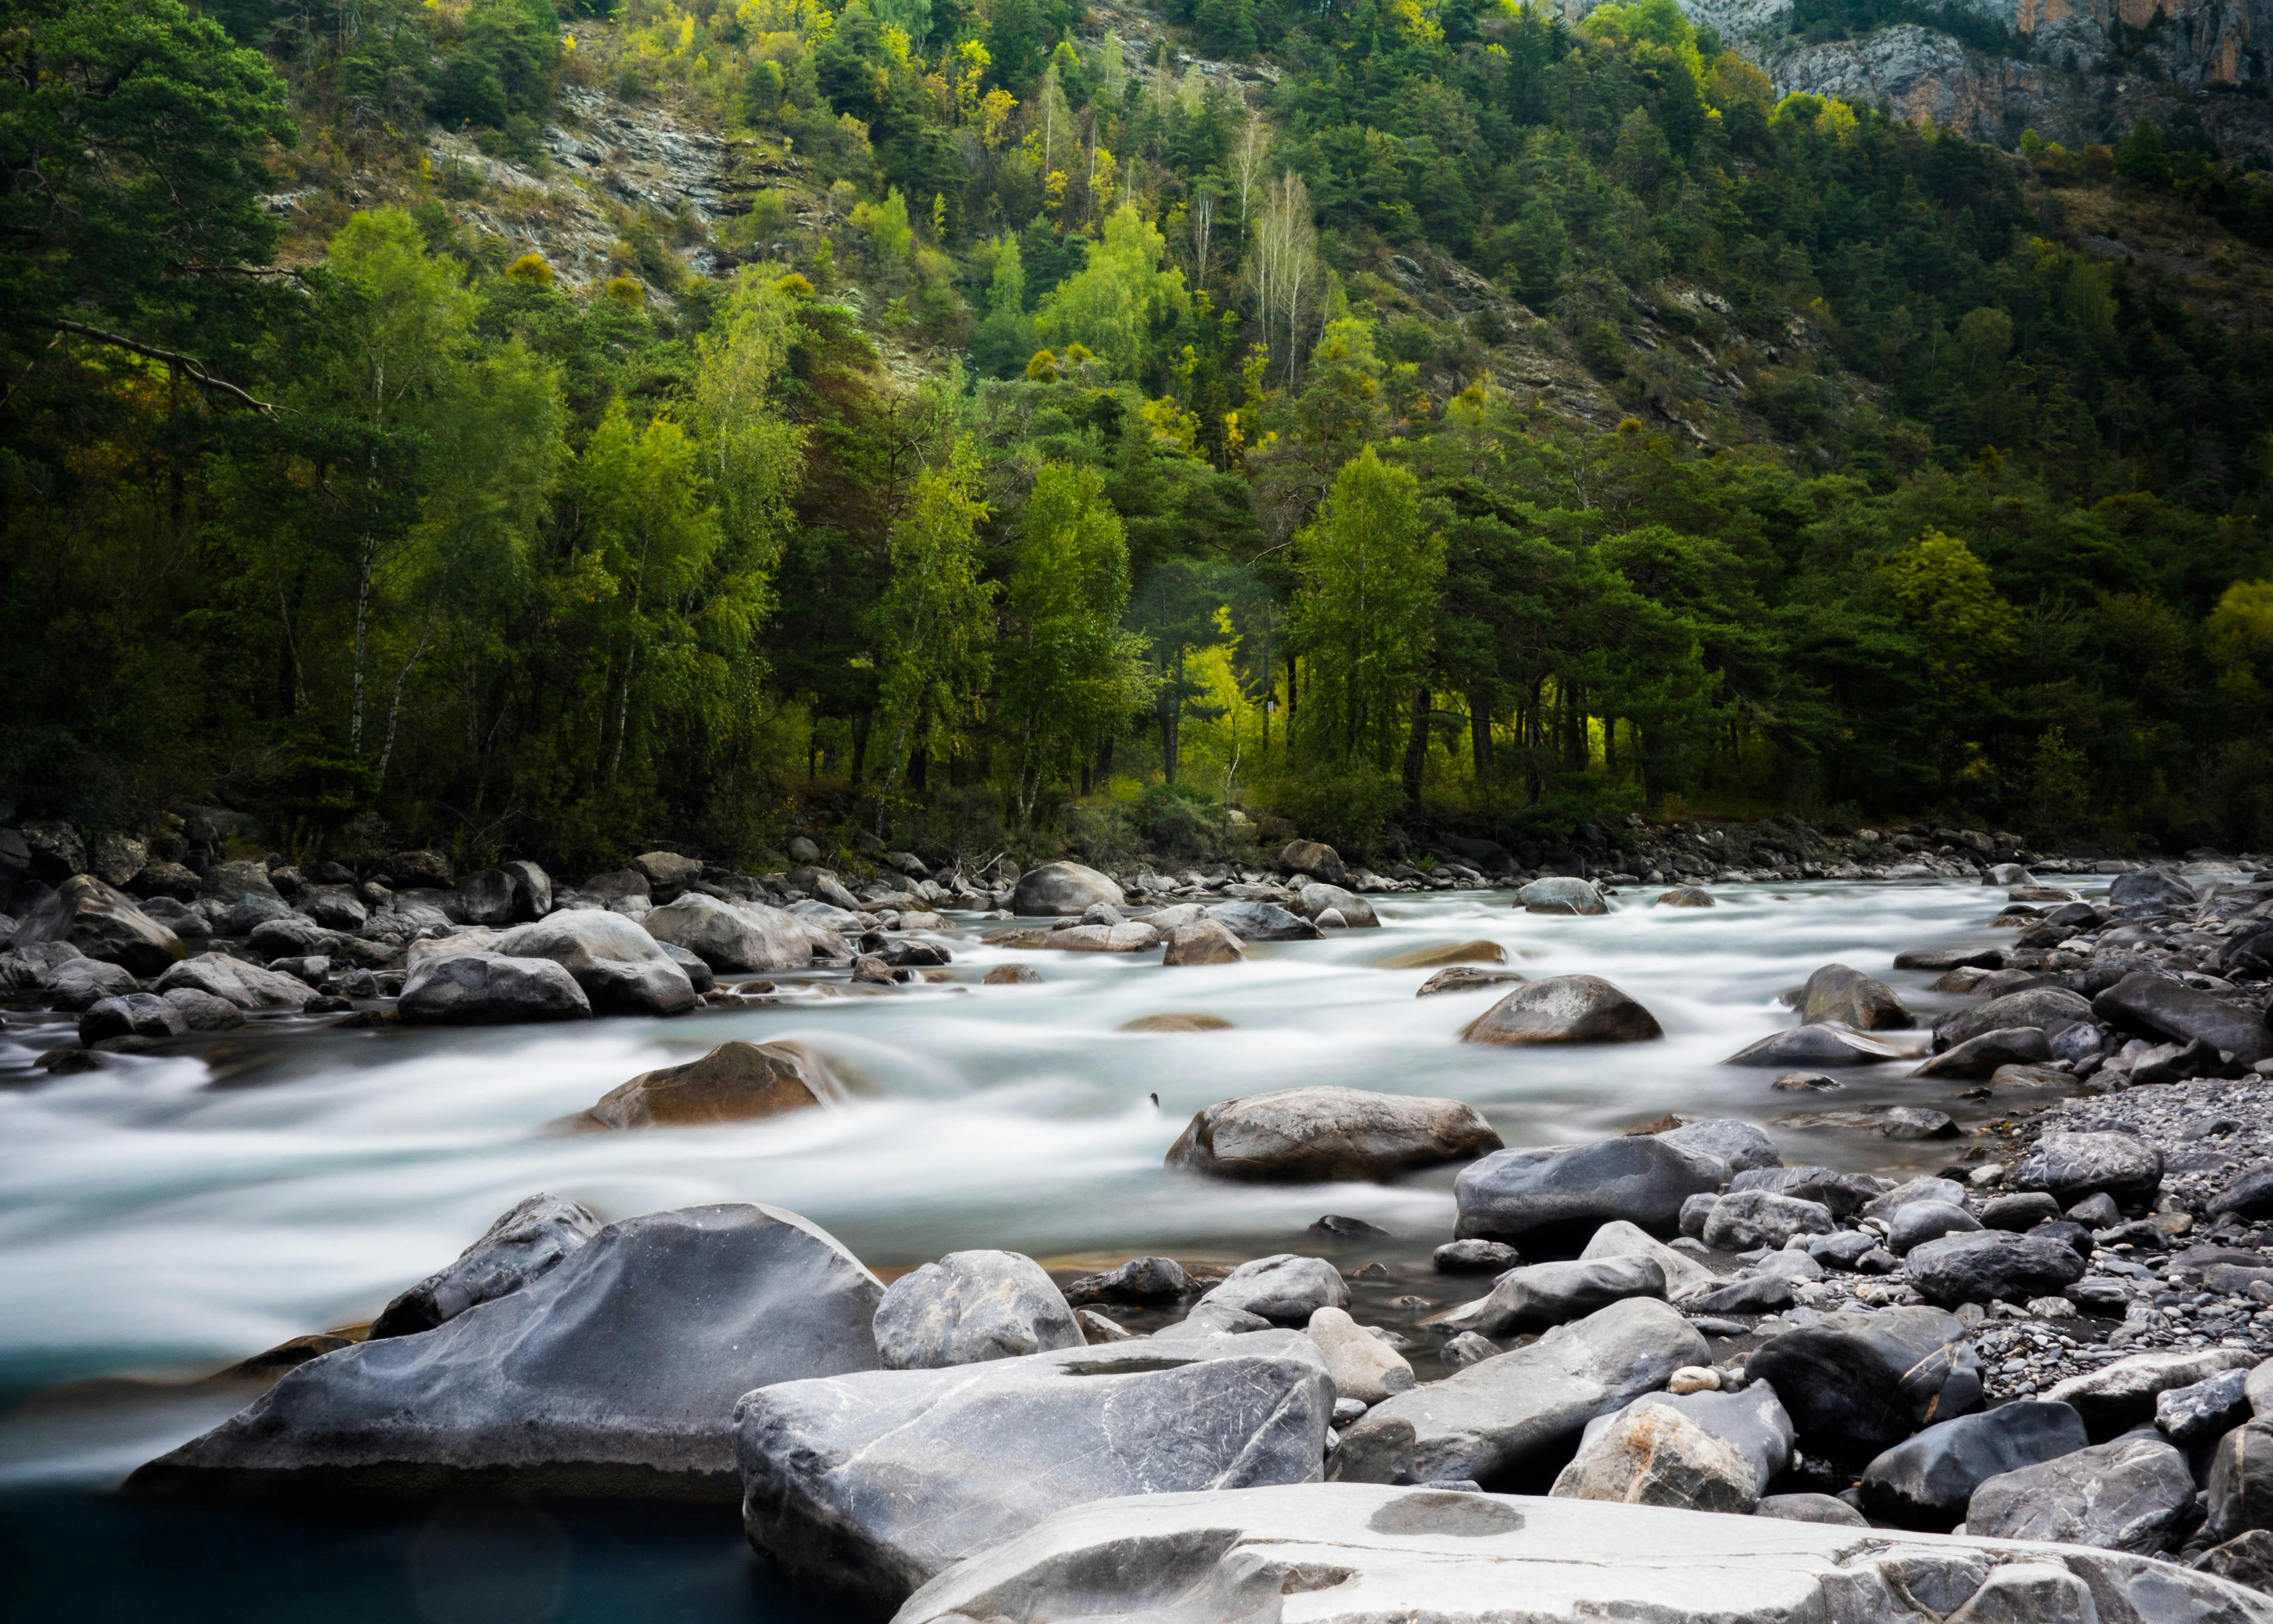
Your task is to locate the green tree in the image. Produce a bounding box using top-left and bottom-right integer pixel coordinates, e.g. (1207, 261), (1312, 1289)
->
(872, 441), (996, 798)
(1034, 205), (1192, 381)
(2116, 118), (2171, 189)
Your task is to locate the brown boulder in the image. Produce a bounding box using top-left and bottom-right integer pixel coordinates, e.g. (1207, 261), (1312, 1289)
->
(568, 1040), (844, 1131)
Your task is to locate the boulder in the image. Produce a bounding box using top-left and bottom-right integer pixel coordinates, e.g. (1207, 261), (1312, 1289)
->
(129, 1204), (884, 1501)
(1435, 1239), (1523, 1275)
(1296, 882), (1379, 927)
(2195, 1529), (2273, 1595)
(1657, 1118), (1781, 1174)
(1799, 964), (1914, 1030)
(2092, 970), (2273, 1065)
(501, 860), (552, 919)
(1383, 940), (1508, 970)
(1702, 1190), (1834, 1251)
(982, 964), (1042, 985)
(10, 875), (184, 975)
(2214, 1161), (2273, 1222)
(1721, 1023), (1912, 1067)
(397, 952), (592, 1025)
(2109, 868), (2199, 912)
(1192, 1254), (1349, 1325)
(1857, 1402), (2089, 1528)
(1968, 1431), (2196, 1554)
(1456, 1137), (1725, 1247)
(1933, 987), (2093, 1052)
(630, 851), (702, 900)
(1581, 1385), (1795, 1496)
(1731, 1165), (1885, 1219)
(1756, 1492), (1868, 1525)
(642, 892), (809, 972)
(1204, 900), (1321, 941)
(1011, 862), (1125, 916)
(1893, 946), (2006, 971)
(448, 869), (517, 926)
(1910, 1028), (2052, 1078)
(200, 858), (278, 902)
(1860, 1176), (1968, 1219)
(1887, 1201), (1982, 1255)
(1162, 918), (1244, 965)
(2210, 1419), (2273, 1544)
(874, 1251), (1083, 1369)
(1459, 976), (1662, 1045)
(1277, 840), (1348, 885)
(1307, 1306), (1415, 1404)
(1441, 1332), (1500, 1371)
(2045, 1348), (2262, 1439)
(89, 831), (147, 889)
(1579, 1220), (1717, 1302)
(369, 1194), (602, 1339)
(657, 943), (715, 993)
(1037, 921), (1157, 952)
(1518, 877), (1608, 915)
(18, 820), (86, 881)
(733, 1331), (1331, 1612)
(1426, 1256), (1667, 1337)
(1656, 886), (1715, 906)
(1062, 1256), (1193, 1306)
(1417, 966), (1528, 997)
(2160, 1370), (2254, 1447)
(888, 1482), (2272, 1624)
(1746, 1308), (1981, 1458)
(487, 911), (696, 1015)
(77, 991), (186, 1045)
(1686, 1274), (1797, 1315)
(2013, 1131), (2163, 1208)
(1904, 1231), (2087, 1307)
(162, 986), (244, 1030)
(568, 1040), (839, 1130)
(1327, 1298), (1707, 1487)
(154, 952), (317, 1011)
(246, 916), (340, 960)
(1166, 1086), (1503, 1182)
(580, 869), (654, 916)
(387, 850), (454, 889)
(1981, 1192), (2063, 1231)
(1551, 1404), (1758, 1514)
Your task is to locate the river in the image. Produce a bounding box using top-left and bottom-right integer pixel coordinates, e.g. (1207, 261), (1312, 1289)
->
(0, 877), (2020, 1620)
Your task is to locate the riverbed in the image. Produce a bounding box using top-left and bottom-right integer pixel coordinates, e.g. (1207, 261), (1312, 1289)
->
(0, 877), (2031, 1619)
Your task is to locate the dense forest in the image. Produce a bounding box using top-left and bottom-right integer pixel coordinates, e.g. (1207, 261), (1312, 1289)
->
(12, 0), (2273, 871)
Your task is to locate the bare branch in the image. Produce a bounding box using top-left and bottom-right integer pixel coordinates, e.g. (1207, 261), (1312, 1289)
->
(48, 318), (280, 412)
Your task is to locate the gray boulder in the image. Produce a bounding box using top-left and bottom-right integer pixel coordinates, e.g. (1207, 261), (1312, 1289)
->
(2014, 1130), (2164, 1208)
(1061, 1256), (1194, 1306)
(1861, 1176), (1968, 1219)
(1721, 1023), (1912, 1066)
(1732, 1165), (1886, 1218)
(1887, 1201), (1983, 1255)
(1579, 1220), (1718, 1302)
(1551, 1403), (1757, 1513)
(873, 1250), (1083, 1369)
(1910, 1027), (2053, 1078)
(1518, 877), (1607, 916)
(1455, 1137), (1725, 1247)
(487, 911), (696, 1015)
(1577, 1383), (1796, 1496)
(1296, 882), (1379, 927)
(630, 850), (702, 900)
(1702, 1189), (1833, 1251)
(369, 1194), (603, 1338)
(642, 892), (809, 972)
(1658, 1118), (1781, 1173)
(1165, 1085), (1502, 1182)
(162, 986), (244, 1030)
(2161, 1370), (2255, 1448)
(1747, 1308), (1981, 1457)
(398, 952), (592, 1025)
(1011, 861), (1124, 916)
(129, 1205), (885, 1501)
(77, 991), (184, 1045)
(2046, 1350), (2265, 1440)
(1904, 1231), (2086, 1307)
(1435, 1240), (1523, 1274)
(1799, 964), (1913, 1030)
(1459, 975), (1661, 1045)
(246, 916), (341, 961)
(2109, 868), (2200, 911)
(2210, 1419), (2273, 1544)
(1162, 918), (1244, 965)
(1981, 1191), (2063, 1230)
(11, 875), (184, 975)
(2214, 1161), (2273, 1222)
(1969, 1431), (2196, 1554)
(448, 869), (518, 926)
(154, 952), (317, 1011)
(1687, 1274), (1796, 1315)
(1328, 1298), (1707, 1487)
(199, 858), (278, 902)
(1205, 900), (1321, 941)
(2196, 1529), (2273, 1596)
(45, 955), (140, 1009)
(1426, 1256), (1668, 1337)
(732, 1331), (1331, 1612)
(1276, 840), (1347, 884)
(1858, 1402), (2089, 1528)
(1933, 987), (2093, 1052)
(1192, 1254), (1348, 1325)
(2093, 970), (2273, 1065)
(1756, 1491), (1869, 1525)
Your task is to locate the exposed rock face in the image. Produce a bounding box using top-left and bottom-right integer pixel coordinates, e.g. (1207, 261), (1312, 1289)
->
(129, 1205), (884, 1501)
(872, 1250), (1084, 1369)
(1968, 1431), (2197, 1554)
(1746, 1308), (1982, 1458)
(1011, 861), (1124, 916)
(1456, 1137), (1727, 1246)
(1799, 964), (1913, 1030)
(1857, 1402), (2089, 1528)
(398, 951), (593, 1024)
(1426, 1256), (1668, 1336)
(487, 911), (697, 1015)
(568, 1040), (839, 1130)
(10, 875), (184, 975)
(888, 1482), (2273, 1624)
(1327, 1298), (1708, 1487)
(1459, 975), (1662, 1045)
(1166, 1086), (1503, 1182)
(369, 1194), (602, 1339)
(2012, 1130), (2164, 1207)
(155, 953), (318, 1011)
(1550, 1404), (1759, 1513)
(732, 1331), (1332, 1612)
(642, 892), (809, 971)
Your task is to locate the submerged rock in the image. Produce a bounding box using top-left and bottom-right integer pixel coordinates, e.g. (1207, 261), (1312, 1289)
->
(1166, 1085), (1502, 1182)
(567, 1040), (840, 1130)
(1416, 965), (1528, 997)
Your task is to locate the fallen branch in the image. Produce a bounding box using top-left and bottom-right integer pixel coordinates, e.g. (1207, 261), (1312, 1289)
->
(47, 318), (279, 412)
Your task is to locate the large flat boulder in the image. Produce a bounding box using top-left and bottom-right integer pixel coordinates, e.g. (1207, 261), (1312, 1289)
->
(127, 1205), (883, 1502)
(369, 1194), (602, 1339)
(1746, 1307), (1981, 1459)
(489, 910), (697, 1015)
(155, 952), (318, 1011)
(398, 951), (592, 1025)
(1932, 987), (2093, 1052)
(732, 1331), (1331, 1612)
(2092, 970), (2273, 1065)
(1011, 861), (1124, 916)
(1578, 1384), (1796, 1497)
(1327, 1298), (1707, 1487)
(1904, 1230), (2086, 1307)
(890, 1483), (2273, 1624)
(1455, 1137), (1726, 1248)
(1166, 1085), (1502, 1182)
(565, 1040), (840, 1130)
(1459, 975), (1661, 1045)
(10, 875), (184, 975)
(642, 892), (810, 971)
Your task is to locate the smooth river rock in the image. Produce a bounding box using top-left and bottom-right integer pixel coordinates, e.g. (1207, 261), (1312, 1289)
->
(1204, 900), (1320, 941)
(1190, 1254), (1349, 1324)
(1011, 862), (1125, 916)
(1518, 877), (1607, 915)
(2045, 1348), (2262, 1438)
(1857, 1401), (2089, 1528)
(1722, 1022), (1913, 1067)
(1904, 1230), (2088, 1307)
(1455, 1137), (1726, 1247)
(152, 952), (319, 1012)
(369, 1193), (602, 1339)
(1161, 918), (1243, 965)
(398, 951), (592, 1024)
(9, 874), (184, 975)
(1551, 1403), (1757, 1513)
(1585, 1383), (1796, 1496)
(2094, 970), (2273, 1065)
(1968, 1431), (2197, 1554)
(2013, 1130), (2165, 1208)
(1799, 963), (1913, 1030)
(1933, 987), (2093, 1051)
(567, 1040), (840, 1130)
(873, 1250), (1083, 1369)
(641, 892), (810, 972)
(488, 911), (697, 1015)
(1307, 1305), (1415, 1404)
(1701, 1189), (1833, 1251)
(1746, 1307), (1982, 1458)
(1426, 1256), (1668, 1337)
(1458, 975), (1662, 1045)
(1165, 1085), (1503, 1182)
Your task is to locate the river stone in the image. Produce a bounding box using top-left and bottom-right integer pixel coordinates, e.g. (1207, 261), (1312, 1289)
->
(1328, 1298), (1708, 1488)
(76, 991), (184, 1045)
(1656, 886), (1715, 906)
(398, 951), (592, 1024)
(2212, 1162), (2273, 1223)
(442, 869), (515, 927)
(1518, 877), (1607, 916)
(1162, 918), (1244, 965)
(1460, 975), (1661, 1045)
(2196, 1529), (2273, 1596)
(486, 911), (696, 1015)
(199, 858), (277, 902)
(1382, 941), (1507, 970)
(1277, 840), (1347, 884)
(1455, 1137), (1725, 1247)
(1039, 922), (1158, 952)
(1062, 1256), (1193, 1306)
(1888, 1201), (1984, 1255)
(888, 1482), (2273, 1624)
(1417, 966), (1527, 997)
(369, 1193), (603, 1339)
(1893, 946), (2006, 971)
(874, 1250), (1083, 1369)
(1203, 900), (1320, 942)
(2109, 868), (2200, 912)
(155, 952), (317, 1011)
(2161, 1370), (2254, 1447)
(1686, 1273), (1796, 1315)
(2210, 1419), (2273, 1543)
(1757, 1492), (1869, 1525)
(1166, 1085), (1502, 1182)
(10, 875), (184, 975)
(1426, 1256), (1667, 1337)
(1721, 1023), (1912, 1067)
(1702, 1189), (1834, 1251)
(1192, 1254), (1349, 1325)
(499, 860), (551, 920)
(1308, 1306), (1415, 1404)
(1982, 1191), (2063, 1230)
(642, 892), (809, 972)
(1581, 1384), (1795, 1496)
(1297, 882), (1379, 927)
(2092, 971), (2273, 1065)
(1860, 1177), (1967, 1220)
(1857, 1402), (2089, 1529)
(163, 986), (244, 1030)
(570, 1039), (839, 1130)
(1934, 988), (2094, 1052)
(1435, 1240), (1522, 1274)
(1905, 1230), (2087, 1307)
(1747, 1307), (1981, 1458)
(2045, 1349), (2262, 1439)
(129, 1204), (884, 1501)
(2014, 1131), (2164, 1208)
(1012, 861), (1124, 916)
(1799, 964), (1914, 1031)
(1968, 1431), (2196, 1554)
(732, 1330), (1332, 1612)
(1580, 1220), (1717, 1302)
(1732, 1165), (1886, 1219)
(1551, 1403), (1757, 1513)
(246, 916), (341, 961)
(1911, 1027), (2053, 1078)
(1658, 1118), (1781, 1174)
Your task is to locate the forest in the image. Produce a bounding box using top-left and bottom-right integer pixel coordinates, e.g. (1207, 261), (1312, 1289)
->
(11, 0), (2273, 869)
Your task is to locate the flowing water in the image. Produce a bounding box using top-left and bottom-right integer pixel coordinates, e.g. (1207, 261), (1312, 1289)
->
(0, 878), (2032, 1620)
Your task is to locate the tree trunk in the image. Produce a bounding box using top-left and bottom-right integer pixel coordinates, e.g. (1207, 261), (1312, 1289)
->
(910, 744), (929, 793)
(1403, 686), (1429, 806)
(851, 708), (872, 785)
(1468, 688), (1491, 785)
(1605, 715), (1618, 779)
